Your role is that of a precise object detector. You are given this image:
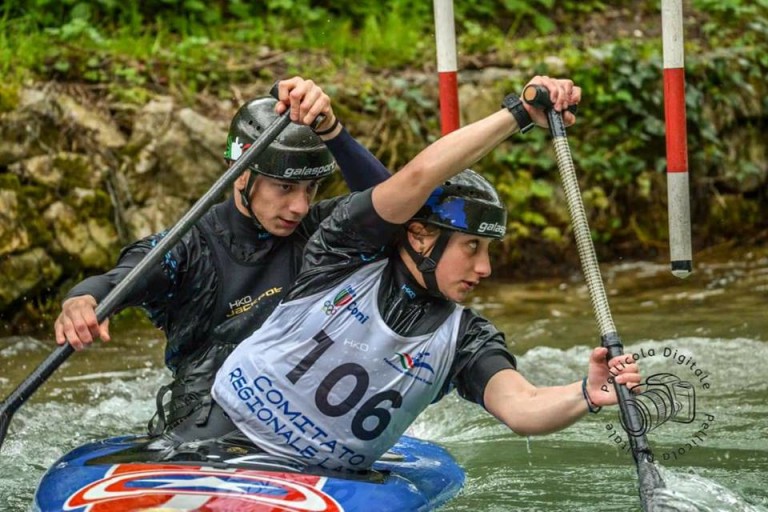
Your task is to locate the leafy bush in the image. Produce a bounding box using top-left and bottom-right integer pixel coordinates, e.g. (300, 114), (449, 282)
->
(0, 0), (766, 255)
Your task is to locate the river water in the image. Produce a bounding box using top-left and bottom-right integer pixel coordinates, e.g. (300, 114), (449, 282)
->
(1, 248), (767, 511)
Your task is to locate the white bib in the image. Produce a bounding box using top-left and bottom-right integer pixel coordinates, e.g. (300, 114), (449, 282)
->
(213, 259), (462, 471)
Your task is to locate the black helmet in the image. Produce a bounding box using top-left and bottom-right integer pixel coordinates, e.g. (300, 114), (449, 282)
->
(225, 96), (336, 181)
(412, 169), (507, 239)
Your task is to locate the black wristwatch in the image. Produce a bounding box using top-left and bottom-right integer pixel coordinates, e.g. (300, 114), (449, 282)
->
(502, 93), (534, 134)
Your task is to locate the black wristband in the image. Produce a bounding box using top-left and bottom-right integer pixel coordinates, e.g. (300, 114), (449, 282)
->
(502, 93), (534, 134)
(582, 377), (602, 414)
(314, 117), (340, 136)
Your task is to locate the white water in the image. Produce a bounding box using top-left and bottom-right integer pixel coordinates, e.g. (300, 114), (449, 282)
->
(409, 336), (768, 511)
(2, 252), (768, 510)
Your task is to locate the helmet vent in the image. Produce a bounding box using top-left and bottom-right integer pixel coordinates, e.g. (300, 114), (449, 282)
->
(247, 120), (263, 131)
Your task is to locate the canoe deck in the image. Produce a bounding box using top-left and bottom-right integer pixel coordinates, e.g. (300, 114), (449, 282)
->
(33, 434), (464, 511)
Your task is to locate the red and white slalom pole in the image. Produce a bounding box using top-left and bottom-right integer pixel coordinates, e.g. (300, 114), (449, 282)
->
(433, 0), (460, 135)
(662, 0), (692, 278)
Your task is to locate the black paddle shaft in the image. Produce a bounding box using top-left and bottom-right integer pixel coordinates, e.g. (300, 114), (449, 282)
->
(523, 84), (664, 510)
(0, 109), (292, 450)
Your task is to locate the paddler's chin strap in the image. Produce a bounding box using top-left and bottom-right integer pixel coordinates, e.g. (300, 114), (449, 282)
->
(402, 226), (452, 297)
(238, 169), (268, 232)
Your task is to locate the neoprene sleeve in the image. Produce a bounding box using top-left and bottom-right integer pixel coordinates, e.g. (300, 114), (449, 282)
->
(325, 126), (391, 190)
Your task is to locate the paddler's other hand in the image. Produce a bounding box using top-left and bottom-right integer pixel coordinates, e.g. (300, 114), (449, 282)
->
(54, 295), (111, 351)
(522, 75), (581, 128)
(274, 76), (338, 136)
(585, 347), (641, 407)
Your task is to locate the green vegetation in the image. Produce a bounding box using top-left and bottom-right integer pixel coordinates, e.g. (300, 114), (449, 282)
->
(1, 0), (767, 279)
(1, 1), (663, 96)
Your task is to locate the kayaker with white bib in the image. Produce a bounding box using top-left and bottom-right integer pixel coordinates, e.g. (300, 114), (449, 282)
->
(208, 75), (643, 471)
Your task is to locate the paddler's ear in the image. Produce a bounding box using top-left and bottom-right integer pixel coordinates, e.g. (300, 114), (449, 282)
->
(405, 222), (438, 254)
(234, 171), (250, 191)
(406, 222), (424, 249)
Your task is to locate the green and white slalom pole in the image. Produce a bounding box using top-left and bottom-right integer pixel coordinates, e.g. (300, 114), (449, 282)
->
(523, 84), (665, 511)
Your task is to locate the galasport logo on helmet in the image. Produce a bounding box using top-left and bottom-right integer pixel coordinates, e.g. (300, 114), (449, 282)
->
(477, 222), (506, 235)
(283, 163), (336, 178)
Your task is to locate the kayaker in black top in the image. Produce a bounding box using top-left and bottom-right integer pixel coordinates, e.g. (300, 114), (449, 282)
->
(53, 77), (391, 433)
(210, 75), (643, 471)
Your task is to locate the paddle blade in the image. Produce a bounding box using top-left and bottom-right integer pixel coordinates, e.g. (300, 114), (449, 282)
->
(637, 455), (665, 511)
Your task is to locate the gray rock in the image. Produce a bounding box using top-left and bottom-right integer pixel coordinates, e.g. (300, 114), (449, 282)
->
(0, 248), (62, 309)
(0, 189), (30, 256)
(43, 201), (118, 269)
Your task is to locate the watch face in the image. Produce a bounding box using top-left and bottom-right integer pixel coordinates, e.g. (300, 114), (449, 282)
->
(503, 94), (521, 109)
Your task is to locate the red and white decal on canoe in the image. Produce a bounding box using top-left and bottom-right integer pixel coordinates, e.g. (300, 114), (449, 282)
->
(63, 463), (344, 511)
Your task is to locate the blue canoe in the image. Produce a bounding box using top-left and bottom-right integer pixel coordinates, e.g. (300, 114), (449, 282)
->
(33, 434), (464, 511)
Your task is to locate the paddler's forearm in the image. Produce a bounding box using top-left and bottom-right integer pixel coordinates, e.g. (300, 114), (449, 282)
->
(371, 109), (519, 225)
(484, 370), (588, 436)
(401, 109), (518, 184)
(66, 246), (173, 309)
(505, 382), (589, 436)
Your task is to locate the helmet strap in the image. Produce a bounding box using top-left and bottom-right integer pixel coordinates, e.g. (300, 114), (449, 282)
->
(238, 170), (267, 232)
(403, 228), (452, 296)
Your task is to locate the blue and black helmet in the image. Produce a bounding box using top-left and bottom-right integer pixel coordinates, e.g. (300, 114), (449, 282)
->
(406, 170), (507, 296)
(225, 96), (336, 181)
(412, 169), (507, 239)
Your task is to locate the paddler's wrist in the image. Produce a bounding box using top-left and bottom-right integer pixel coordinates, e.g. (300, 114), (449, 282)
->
(314, 115), (342, 140)
(582, 377), (602, 414)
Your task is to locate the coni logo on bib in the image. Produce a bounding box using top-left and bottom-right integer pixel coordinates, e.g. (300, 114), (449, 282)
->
(321, 285), (369, 324)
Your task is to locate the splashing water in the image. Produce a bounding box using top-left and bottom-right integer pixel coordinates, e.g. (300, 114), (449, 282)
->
(2, 252), (768, 510)
(651, 466), (768, 511)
